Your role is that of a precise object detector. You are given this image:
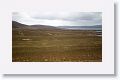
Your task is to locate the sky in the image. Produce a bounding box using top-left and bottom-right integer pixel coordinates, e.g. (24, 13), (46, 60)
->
(12, 12), (102, 26)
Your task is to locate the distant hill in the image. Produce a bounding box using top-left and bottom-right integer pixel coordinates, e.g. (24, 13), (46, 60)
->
(12, 21), (62, 30)
(12, 21), (102, 30)
(12, 21), (28, 28)
(28, 25), (61, 30)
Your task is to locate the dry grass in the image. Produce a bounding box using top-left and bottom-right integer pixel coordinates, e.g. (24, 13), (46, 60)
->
(12, 29), (102, 62)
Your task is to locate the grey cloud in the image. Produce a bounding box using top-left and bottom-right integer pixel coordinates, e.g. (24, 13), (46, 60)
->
(12, 12), (102, 26)
(33, 12), (102, 24)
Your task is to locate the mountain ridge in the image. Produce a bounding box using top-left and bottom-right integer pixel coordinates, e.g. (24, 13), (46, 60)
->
(12, 21), (102, 30)
(12, 21), (62, 30)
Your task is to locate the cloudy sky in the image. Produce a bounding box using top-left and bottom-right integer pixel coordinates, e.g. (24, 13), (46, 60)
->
(12, 12), (102, 26)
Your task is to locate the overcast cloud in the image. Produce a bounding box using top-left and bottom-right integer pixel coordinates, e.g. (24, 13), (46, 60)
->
(12, 12), (102, 26)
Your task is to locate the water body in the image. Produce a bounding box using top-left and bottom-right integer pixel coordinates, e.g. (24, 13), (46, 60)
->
(67, 28), (102, 30)
(59, 25), (102, 30)
(59, 25), (102, 36)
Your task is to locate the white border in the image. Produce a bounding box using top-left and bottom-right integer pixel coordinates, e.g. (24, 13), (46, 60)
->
(0, 0), (114, 74)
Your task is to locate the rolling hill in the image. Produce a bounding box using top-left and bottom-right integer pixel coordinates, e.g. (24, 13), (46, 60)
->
(12, 21), (62, 30)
